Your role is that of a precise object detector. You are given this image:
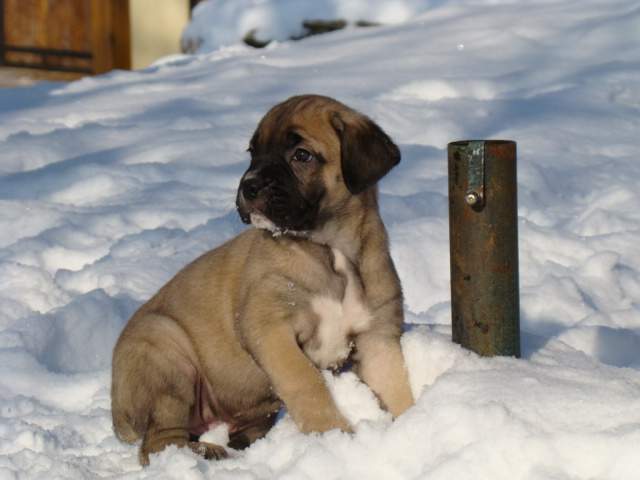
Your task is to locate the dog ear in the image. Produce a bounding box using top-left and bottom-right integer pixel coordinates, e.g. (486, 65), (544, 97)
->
(331, 112), (401, 195)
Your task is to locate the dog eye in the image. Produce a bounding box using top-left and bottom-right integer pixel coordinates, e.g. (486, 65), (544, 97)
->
(292, 148), (313, 163)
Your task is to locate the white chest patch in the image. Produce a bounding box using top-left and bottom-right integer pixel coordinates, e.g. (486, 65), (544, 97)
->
(305, 249), (371, 370)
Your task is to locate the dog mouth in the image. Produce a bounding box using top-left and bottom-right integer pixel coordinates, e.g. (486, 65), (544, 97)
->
(236, 169), (319, 234)
(236, 191), (314, 236)
(249, 212), (282, 235)
(236, 203), (252, 225)
(245, 212), (309, 238)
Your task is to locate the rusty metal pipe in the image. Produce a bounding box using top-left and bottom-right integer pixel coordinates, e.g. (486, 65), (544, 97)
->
(448, 140), (520, 357)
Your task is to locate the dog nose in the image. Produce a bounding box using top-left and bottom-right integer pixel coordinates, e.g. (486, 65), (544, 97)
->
(241, 177), (264, 200)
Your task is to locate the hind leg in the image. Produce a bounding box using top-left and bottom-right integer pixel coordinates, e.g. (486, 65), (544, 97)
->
(112, 314), (228, 465)
(140, 394), (227, 465)
(227, 399), (282, 450)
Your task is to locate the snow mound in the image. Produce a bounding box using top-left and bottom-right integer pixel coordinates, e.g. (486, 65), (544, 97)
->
(182, 0), (432, 52)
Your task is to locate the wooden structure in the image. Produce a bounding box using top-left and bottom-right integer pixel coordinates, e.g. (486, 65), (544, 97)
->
(0, 0), (130, 75)
(0, 0), (203, 77)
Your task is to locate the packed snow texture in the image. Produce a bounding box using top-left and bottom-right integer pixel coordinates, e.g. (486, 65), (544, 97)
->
(1, 0), (640, 478)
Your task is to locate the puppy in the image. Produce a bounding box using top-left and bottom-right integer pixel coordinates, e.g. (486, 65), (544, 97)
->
(111, 95), (414, 465)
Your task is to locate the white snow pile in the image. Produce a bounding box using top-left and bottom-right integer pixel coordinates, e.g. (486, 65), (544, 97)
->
(1, 0), (639, 478)
(182, 0), (430, 52)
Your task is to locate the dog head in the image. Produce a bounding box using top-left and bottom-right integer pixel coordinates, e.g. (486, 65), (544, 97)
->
(236, 95), (400, 233)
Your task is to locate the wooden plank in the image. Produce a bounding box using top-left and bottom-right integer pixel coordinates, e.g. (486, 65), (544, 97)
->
(1, 0), (131, 75)
(3, 0), (93, 72)
(3, 0), (45, 66)
(46, 0), (92, 51)
(0, 0), (5, 65)
(91, 0), (130, 73)
(90, 0), (112, 73)
(110, 0), (131, 70)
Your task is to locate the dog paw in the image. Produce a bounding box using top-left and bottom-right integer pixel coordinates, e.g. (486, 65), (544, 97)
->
(299, 412), (352, 435)
(188, 441), (228, 460)
(139, 437), (228, 466)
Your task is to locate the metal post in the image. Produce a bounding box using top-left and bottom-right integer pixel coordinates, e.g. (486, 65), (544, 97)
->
(448, 140), (520, 357)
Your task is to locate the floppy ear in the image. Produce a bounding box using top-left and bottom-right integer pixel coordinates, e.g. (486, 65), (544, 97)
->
(331, 112), (401, 194)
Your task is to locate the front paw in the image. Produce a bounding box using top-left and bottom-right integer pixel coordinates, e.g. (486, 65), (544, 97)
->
(297, 410), (352, 434)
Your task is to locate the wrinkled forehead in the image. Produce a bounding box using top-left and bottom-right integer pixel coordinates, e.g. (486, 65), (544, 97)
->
(250, 96), (343, 149)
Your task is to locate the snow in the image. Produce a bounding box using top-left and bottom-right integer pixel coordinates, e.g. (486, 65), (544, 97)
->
(1, 0), (639, 478)
(183, 0), (431, 52)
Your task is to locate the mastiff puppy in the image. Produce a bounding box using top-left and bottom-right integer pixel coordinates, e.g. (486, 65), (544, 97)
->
(111, 94), (414, 465)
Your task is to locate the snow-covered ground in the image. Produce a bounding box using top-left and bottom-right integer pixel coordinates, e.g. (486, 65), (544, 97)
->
(1, 0), (639, 478)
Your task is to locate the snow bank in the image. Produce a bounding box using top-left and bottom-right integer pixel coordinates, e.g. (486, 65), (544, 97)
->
(182, 0), (432, 52)
(0, 0), (639, 478)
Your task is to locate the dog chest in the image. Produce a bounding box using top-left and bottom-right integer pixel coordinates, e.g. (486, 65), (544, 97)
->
(302, 249), (371, 370)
